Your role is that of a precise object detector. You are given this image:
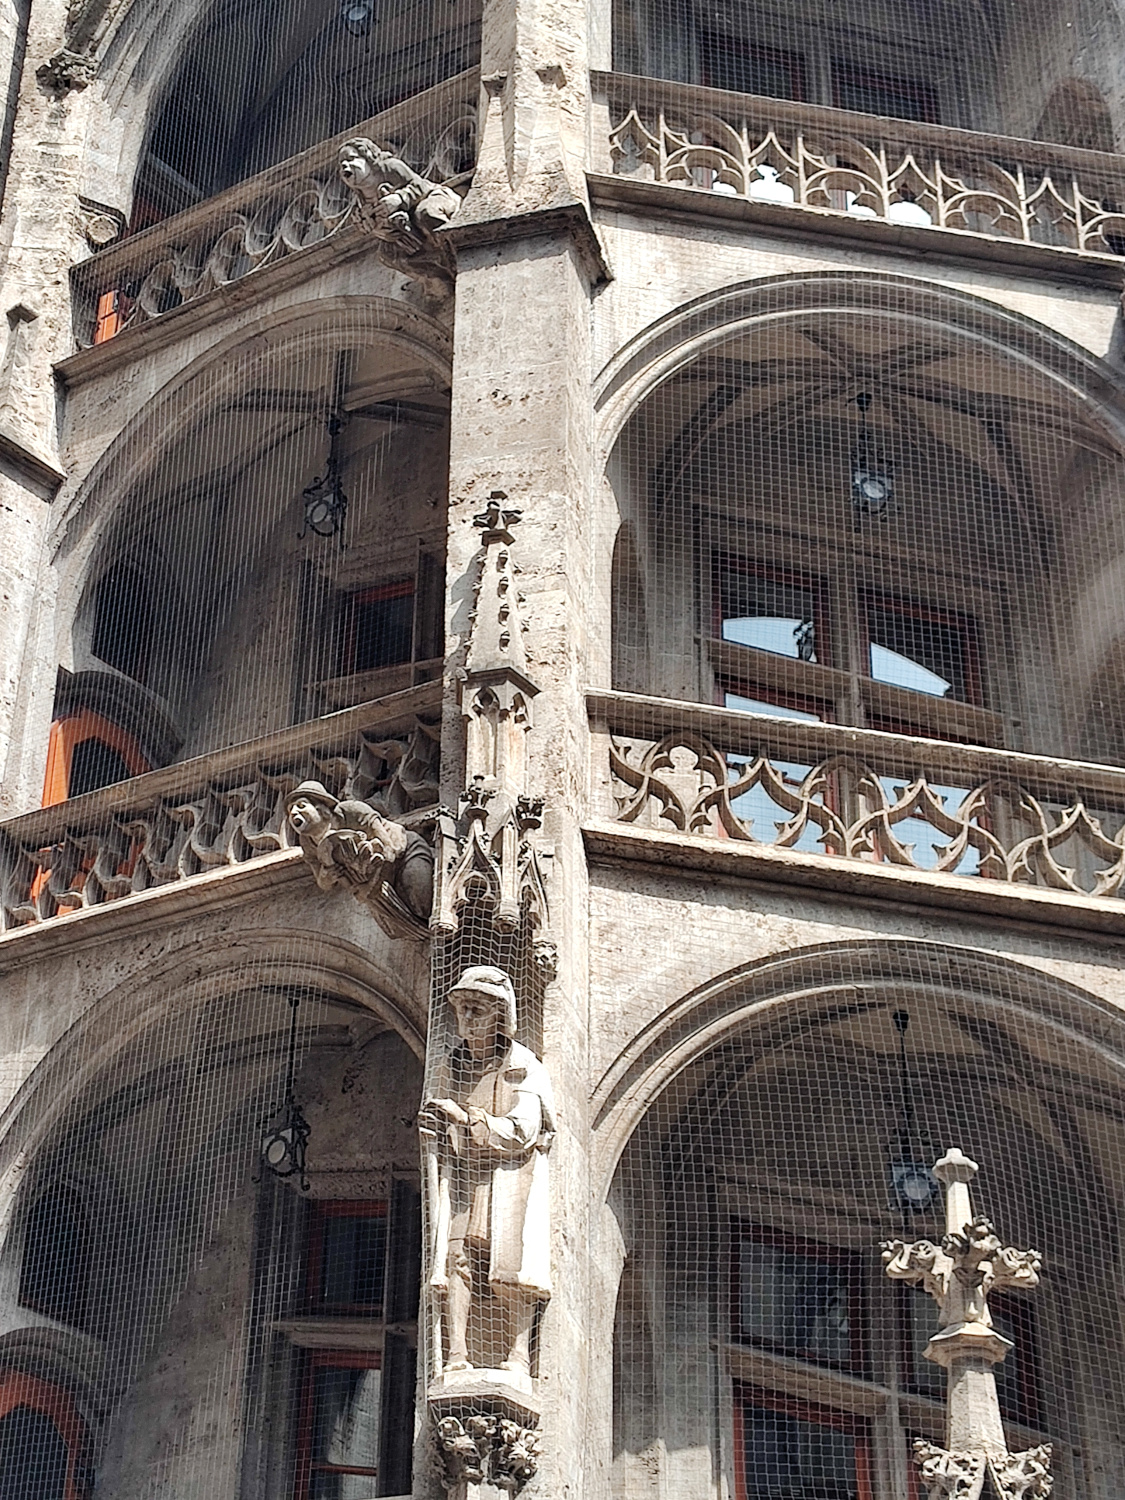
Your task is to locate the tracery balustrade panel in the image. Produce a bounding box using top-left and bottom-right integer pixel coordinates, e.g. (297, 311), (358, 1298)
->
(0, 686), (440, 931)
(589, 691), (1125, 900)
(594, 71), (1125, 263)
(70, 71), (479, 347)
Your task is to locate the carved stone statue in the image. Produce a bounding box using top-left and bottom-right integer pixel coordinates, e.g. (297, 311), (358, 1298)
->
(338, 138), (462, 244)
(421, 966), (555, 1382)
(285, 780), (433, 938)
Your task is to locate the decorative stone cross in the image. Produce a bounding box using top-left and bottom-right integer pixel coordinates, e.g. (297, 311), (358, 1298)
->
(882, 1148), (1052, 1499)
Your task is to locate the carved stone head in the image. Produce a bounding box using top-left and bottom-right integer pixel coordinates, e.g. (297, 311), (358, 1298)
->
(338, 138), (388, 198)
(284, 780), (339, 844)
(448, 964), (519, 1042)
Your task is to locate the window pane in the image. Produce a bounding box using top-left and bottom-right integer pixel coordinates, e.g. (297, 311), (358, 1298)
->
(721, 572), (818, 662)
(68, 738), (133, 797)
(743, 1406), (860, 1500)
(312, 1366), (381, 1472)
(311, 1473), (381, 1500)
(868, 604), (974, 701)
(318, 1215), (387, 1312)
(342, 586), (414, 674)
(739, 1240), (853, 1367)
(725, 692), (823, 724)
(700, 32), (807, 99)
(834, 60), (938, 122)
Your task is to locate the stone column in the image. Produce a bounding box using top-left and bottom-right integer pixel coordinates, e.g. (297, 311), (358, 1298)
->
(425, 0), (608, 1482)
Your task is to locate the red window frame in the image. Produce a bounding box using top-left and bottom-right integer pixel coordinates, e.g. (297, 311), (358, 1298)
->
(0, 1372), (90, 1499)
(294, 1349), (382, 1500)
(733, 1222), (868, 1378)
(305, 1200), (389, 1317)
(41, 710), (151, 808)
(733, 1382), (873, 1500)
(337, 578), (416, 678)
(863, 590), (984, 710)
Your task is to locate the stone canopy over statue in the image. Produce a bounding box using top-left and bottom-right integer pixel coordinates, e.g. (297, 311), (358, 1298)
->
(420, 966), (555, 1386)
(285, 780), (434, 939)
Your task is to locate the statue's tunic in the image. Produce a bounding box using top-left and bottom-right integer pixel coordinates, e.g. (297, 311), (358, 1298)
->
(433, 1039), (555, 1298)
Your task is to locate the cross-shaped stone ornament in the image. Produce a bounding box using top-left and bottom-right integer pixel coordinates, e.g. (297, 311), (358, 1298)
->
(881, 1148), (1051, 1500)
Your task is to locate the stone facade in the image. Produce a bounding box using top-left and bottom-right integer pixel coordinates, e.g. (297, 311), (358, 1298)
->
(1, 0), (1125, 1496)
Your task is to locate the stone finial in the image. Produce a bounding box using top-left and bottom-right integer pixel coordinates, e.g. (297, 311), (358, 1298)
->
(881, 1149), (1050, 1499)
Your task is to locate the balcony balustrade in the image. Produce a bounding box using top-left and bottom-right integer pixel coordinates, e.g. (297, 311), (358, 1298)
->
(588, 690), (1125, 902)
(70, 71), (479, 349)
(592, 71), (1125, 266)
(0, 685), (440, 932)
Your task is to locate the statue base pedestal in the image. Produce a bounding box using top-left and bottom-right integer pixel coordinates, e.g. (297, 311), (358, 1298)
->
(428, 1373), (542, 1495)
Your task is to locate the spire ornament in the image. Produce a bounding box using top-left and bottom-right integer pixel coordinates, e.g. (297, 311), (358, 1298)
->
(882, 1148), (1050, 1499)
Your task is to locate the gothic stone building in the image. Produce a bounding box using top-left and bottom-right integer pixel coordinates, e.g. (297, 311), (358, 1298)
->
(0, 0), (1124, 1496)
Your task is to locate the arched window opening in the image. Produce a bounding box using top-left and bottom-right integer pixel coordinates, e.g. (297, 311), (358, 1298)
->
(1035, 78), (1115, 152)
(609, 303), (1120, 765)
(19, 1187), (91, 1330)
(0, 1375), (89, 1500)
(610, 989), (1116, 1498)
(40, 710), (150, 805)
(131, 0), (482, 228)
(90, 563), (152, 684)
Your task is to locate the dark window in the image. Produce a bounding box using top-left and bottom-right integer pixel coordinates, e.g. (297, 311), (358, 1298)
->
(68, 738), (133, 798)
(338, 580), (415, 676)
(19, 1186), (90, 1329)
(736, 1386), (871, 1500)
(866, 596), (980, 704)
(0, 1406), (68, 1500)
(307, 1202), (388, 1316)
(297, 1352), (382, 1499)
(91, 563), (152, 684)
(736, 1226), (865, 1375)
(700, 32), (807, 100)
(833, 60), (939, 123)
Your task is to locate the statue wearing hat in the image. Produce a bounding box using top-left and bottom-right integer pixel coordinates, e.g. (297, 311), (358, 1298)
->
(285, 780), (433, 938)
(421, 966), (555, 1381)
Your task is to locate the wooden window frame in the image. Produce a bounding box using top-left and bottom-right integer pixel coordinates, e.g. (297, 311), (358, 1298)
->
(305, 1200), (390, 1318)
(831, 59), (939, 123)
(732, 1380), (873, 1500)
(294, 1349), (382, 1500)
(0, 1371), (90, 1500)
(41, 710), (150, 808)
(732, 1221), (869, 1378)
(698, 31), (809, 102)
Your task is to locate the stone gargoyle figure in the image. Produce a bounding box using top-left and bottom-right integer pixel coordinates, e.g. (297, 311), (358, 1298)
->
(420, 965), (555, 1383)
(338, 138), (461, 245)
(285, 779), (433, 939)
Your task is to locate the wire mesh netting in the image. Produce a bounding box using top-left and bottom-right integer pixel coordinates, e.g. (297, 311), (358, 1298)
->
(2, 0), (1125, 1495)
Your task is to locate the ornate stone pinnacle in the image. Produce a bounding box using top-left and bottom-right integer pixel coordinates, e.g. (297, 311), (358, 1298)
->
(881, 1150), (1049, 1496)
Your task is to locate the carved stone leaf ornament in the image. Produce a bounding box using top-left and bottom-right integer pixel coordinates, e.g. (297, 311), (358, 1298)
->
(435, 1413), (540, 1492)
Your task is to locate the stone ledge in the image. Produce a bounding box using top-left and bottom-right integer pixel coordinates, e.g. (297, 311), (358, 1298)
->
(582, 818), (1125, 940)
(587, 171), (1125, 290)
(0, 847), (308, 973)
